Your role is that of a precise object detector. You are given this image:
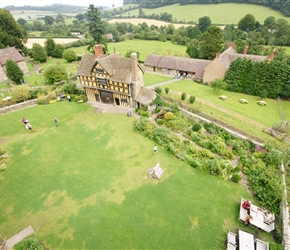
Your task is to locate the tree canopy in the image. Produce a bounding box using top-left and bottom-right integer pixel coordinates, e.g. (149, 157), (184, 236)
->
(0, 8), (27, 48)
(85, 4), (106, 53)
(5, 59), (24, 84)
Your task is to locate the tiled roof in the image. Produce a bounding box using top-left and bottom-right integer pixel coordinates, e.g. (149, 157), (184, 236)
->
(0, 47), (25, 66)
(220, 47), (268, 70)
(77, 54), (96, 76)
(77, 53), (143, 84)
(135, 86), (156, 105)
(144, 54), (211, 79)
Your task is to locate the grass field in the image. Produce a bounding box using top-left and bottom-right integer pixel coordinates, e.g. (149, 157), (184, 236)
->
(70, 40), (188, 61)
(121, 3), (290, 24)
(160, 79), (290, 146)
(0, 101), (274, 249)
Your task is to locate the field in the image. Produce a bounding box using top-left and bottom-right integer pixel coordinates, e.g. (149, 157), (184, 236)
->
(25, 38), (79, 49)
(121, 3), (290, 24)
(70, 40), (188, 61)
(160, 79), (290, 146)
(0, 101), (274, 249)
(108, 18), (192, 28)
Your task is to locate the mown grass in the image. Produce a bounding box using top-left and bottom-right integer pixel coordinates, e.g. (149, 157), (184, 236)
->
(122, 3), (290, 24)
(0, 101), (274, 249)
(24, 58), (79, 86)
(161, 79), (290, 147)
(70, 40), (187, 61)
(144, 72), (173, 86)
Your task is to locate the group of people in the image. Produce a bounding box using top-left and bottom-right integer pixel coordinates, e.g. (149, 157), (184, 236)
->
(174, 71), (187, 79)
(22, 118), (35, 132)
(22, 117), (59, 132)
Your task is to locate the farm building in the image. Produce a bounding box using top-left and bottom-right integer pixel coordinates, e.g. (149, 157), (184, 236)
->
(144, 43), (275, 84)
(144, 54), (211, 81)
(203, 43), (276, 83)
(77, 45), (156, 108)
(0, 47), (29, 82)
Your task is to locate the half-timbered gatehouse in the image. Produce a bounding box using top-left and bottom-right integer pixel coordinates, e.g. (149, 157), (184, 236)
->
(77, 45), (155, 108)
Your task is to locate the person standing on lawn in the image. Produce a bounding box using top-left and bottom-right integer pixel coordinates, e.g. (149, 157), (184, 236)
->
(54, 117), (59, 126)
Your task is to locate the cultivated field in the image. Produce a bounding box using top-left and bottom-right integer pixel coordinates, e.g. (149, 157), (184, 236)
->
(120, 3), (290, 24)
(108, 18), (192, 28)
(25, 38), (80, 49)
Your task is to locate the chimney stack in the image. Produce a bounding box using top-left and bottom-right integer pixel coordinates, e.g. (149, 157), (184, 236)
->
(131, 53), (138, 83)
(215, 53), (220, 59)
(243, 45), (249, 54)
(268, 48), (276, 60)
(228, 43), (235, 49)
(94, 44), (103, 59)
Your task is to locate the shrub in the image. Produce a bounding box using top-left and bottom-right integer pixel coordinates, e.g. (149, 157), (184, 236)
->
(189, 96), (195, 103)
(11, 85), (30, 103)
(63, 49), (78, 62)
(231, 173), (241, 183)
(155, 87), (162, 95)
(164, 112), (174, 120)
(181, 92), (186, 100)
(156, 119), (164, 125)
(155, 108), (161, 113)
(165, 87), (169, 94)
(192, 123), (202, 132)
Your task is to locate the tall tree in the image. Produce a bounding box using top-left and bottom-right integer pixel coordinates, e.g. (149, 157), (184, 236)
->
(5, 59), (24, 84)
(238, 14), (256, 31)
(44, 16), (54, 25)
(200, 26), (223, 60)
(198, 16), (212, 33)
(85, 4), (106, 53)
(32, 43), (47, 63)
(0, 9), (27, 48)
(44, 38), (56, 57)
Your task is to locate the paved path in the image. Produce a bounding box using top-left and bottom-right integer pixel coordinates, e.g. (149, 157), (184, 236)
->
(146, 78), (180, 90)
(6, 225), (34, 248)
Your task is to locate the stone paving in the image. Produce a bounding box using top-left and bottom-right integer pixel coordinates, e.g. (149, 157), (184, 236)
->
(6, 225), (34, 249)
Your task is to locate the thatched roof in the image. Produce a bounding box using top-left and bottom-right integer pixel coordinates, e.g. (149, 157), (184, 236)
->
(0, 47), (25, 66)
(135, 86), (156, 105)
(77, 53), (143, 84)
(144, 54), (211, 79)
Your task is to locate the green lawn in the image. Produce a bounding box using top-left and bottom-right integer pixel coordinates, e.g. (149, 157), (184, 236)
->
(24, 58), (79, 86)
(122, 3), (290, 24)
(0, 101), (274, 249)
(70, 40), (188, 61)
(144, 72), (173, 86)
(160, 79), (290, 146)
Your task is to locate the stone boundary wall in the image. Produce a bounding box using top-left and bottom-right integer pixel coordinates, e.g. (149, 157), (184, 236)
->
(0, 99), (37, 115)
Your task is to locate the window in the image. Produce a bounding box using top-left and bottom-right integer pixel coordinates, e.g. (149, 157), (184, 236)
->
(97, 68), (104, 74)
(97, 77), (107, 85)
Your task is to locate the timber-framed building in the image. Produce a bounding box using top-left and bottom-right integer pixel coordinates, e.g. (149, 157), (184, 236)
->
(77, 45), (156, 108)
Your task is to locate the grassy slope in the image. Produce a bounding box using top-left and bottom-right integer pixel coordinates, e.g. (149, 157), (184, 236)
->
(122, 3), (290, 24)
(0, 102), (273, 249)
(161, 79), (290, 146)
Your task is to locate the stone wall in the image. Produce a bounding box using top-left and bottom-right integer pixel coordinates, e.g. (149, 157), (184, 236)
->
(0, 99), (37, 115)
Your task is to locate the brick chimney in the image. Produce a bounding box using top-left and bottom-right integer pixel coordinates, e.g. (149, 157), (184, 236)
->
(94, 44), (103, 59)
(131, 53), (138, 83)
(228, 43), (235, 49)
(243, 45), (249, 54)
(215, 53), (220, 59)
(268, 48), (276, 60)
